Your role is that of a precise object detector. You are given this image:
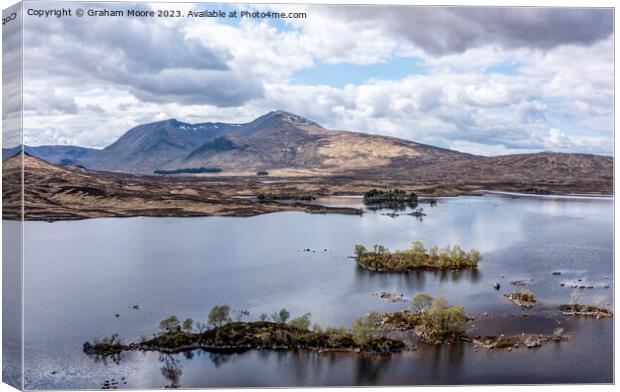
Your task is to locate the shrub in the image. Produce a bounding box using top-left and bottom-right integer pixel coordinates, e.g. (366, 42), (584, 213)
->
(288, 313), (312, 331)
(352, 311), (383, 348)
(354, 245), (367, 257)
(325, 327), (349, 347)
(412, 294), (467, 344)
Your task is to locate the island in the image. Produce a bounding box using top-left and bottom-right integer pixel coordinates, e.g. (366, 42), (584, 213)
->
(559, 304), (613, 318)
(84, 294), (569, 364)
(353, 241), (480, 272)
(363, 189), (418, 208)
(381, 293), (568, 349)
(84, 306), (405, 359)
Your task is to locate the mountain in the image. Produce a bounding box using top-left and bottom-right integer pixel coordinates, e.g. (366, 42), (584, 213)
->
(91, 119), (242, 172)
(1, 111), (613, 191)
(2, 145), (98, 164)
(2, 111), (471, 174)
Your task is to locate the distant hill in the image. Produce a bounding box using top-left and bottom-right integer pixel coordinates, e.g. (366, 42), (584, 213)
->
(1, 153), (361, 220)
(2, 145), (98, 165)
(3, 111), (470, 174)
(1, 111), (613, 191)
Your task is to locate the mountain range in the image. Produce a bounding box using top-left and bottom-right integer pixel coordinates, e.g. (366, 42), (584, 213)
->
(2, 110), (613, 190)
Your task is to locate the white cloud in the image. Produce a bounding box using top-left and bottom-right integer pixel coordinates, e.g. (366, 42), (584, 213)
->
(15, 4), (613, 157)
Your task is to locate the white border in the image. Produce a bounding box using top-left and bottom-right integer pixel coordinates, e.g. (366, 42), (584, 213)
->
(0, 1), (616, 392)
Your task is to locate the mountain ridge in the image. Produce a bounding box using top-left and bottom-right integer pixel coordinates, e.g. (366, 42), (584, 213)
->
(2, 111), (612, 184)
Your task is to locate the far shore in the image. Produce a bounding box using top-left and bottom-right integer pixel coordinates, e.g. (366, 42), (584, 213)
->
(3, 154), (613, 221)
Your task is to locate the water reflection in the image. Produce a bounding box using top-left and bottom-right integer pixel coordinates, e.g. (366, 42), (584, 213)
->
(354, 355), (391, 385)
(207, 352), (232, 368)
(159, 354), (182, 389)
(354, 265), (481, 289)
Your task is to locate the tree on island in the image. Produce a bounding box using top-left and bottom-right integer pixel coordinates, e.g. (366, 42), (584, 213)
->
(208, 305), (232, 327)
(288, 313), (312, 331)
(352, 311), (383, 348)
(159, 316), (181, 334)
(411, 293), (467, 344)
(182, 318), (194, 333)
(354, 245), (367, 258)
(271, 308), (290, 323)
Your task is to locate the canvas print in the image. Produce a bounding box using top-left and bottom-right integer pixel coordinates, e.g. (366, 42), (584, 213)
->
(2, 1), (614, 389)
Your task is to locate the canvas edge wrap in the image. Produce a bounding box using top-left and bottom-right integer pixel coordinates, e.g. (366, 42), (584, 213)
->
(2, 1), (24, 390)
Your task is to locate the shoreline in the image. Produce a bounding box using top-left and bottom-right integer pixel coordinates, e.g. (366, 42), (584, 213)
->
(482, 190), (613, 200)
(4, 188), (614, 222)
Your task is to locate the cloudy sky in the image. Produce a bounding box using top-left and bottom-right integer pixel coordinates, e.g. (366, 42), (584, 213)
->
(14, 2), (614, 155)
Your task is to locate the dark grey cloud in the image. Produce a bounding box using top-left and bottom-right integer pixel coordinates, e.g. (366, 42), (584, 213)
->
(24, 91), (78, 114)
(23, 2), (264, 106)
(335, 7), (613, 55)
(128, 68), (265, 107)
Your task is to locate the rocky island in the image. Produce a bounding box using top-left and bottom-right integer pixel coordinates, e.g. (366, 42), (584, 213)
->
(505, 290), (537, 308)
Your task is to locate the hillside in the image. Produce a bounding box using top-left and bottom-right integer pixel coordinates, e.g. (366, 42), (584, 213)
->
(1, 111), (613, 194)
(1, 154), (360, 221)
(2, 148), (613, 221)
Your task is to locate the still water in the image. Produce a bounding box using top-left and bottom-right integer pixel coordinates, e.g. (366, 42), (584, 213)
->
(15, 195), (613, 388)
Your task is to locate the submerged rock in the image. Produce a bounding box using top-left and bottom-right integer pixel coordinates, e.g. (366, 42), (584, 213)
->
(374, 292), (407, 303)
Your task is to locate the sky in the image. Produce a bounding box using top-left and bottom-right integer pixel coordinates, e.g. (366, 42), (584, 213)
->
(6, 2), (614, 156)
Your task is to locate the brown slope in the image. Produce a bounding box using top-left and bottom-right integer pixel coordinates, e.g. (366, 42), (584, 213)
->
(1, 154), (361, 221)
(353, 151), (612, 194)
(160, 111), (471, 173)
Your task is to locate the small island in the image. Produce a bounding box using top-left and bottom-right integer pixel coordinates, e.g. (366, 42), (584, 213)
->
(471, 329), (567, 350)
(559, 304), (613, 318)
(363, 189), (418, 207)
(380, 293), (566, 348)
(354, 241), (480, 272)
